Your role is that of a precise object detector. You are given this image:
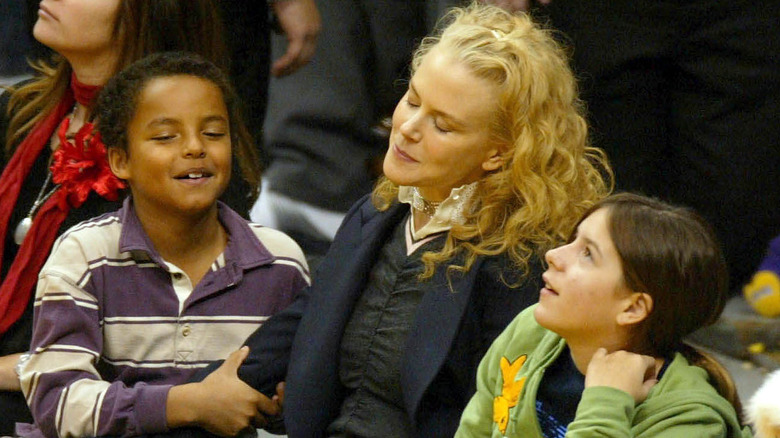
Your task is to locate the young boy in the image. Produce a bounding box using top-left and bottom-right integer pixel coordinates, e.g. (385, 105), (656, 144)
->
(18, 52), (309, 437)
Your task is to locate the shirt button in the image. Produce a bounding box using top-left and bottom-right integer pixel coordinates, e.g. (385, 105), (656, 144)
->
(182, 325), (191, 337)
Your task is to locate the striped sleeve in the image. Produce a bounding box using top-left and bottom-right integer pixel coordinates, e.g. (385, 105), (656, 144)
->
(249, 224), (311, 286)
(20, 221), (171, 438)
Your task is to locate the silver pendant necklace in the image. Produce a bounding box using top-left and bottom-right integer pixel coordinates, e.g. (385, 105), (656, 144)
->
(13, 104), (78, 245)
(411, 187), (441, 217)
(13, 170), (59, 245)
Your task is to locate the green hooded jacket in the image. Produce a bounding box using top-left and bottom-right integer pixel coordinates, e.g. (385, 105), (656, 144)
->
(457, 305), (753, 438)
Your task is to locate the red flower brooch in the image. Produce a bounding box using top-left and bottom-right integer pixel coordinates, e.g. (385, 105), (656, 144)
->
(50, 117), (125, 209)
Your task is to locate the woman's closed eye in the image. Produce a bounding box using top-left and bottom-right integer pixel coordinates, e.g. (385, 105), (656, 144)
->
(433, 119), (451, 133)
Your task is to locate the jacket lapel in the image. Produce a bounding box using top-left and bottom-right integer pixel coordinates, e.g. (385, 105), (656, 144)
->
(285, 199), (410, 435)
(311, 200), (407, 319)
(400, 255), (483, 421)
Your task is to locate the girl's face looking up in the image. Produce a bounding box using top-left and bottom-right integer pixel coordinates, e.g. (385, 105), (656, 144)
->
(383, 46), (505, 202)
(33, 0), (121, 63)
(109, 75), (232, 219)
(534, 208), (635, 344)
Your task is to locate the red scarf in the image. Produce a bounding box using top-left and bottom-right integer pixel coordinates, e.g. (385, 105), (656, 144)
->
(0, 73), (123, 335)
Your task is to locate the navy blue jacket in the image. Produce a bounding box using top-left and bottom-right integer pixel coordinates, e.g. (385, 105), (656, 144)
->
(237, 195), (543, 437)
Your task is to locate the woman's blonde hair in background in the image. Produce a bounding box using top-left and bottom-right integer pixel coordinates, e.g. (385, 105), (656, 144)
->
(374, 2), (612, 280)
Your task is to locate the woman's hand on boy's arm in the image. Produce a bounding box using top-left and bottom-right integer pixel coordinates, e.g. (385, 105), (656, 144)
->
(167, 346), (280, 436)
(585, 348), (659, 404)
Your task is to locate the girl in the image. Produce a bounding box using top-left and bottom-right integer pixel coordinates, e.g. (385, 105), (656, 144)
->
(19, 52), (308, 438)
(457, 193), (752, 437)
(192, 3), (610, 437)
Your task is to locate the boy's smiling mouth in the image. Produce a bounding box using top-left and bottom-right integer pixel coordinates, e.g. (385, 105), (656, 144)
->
(174, 168), (214, 180)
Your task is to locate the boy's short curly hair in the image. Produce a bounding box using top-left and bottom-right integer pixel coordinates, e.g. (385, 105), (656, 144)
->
(96, 51), (260, 189)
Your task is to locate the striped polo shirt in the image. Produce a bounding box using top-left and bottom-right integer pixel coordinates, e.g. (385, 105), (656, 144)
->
(20, 199), (309, 438)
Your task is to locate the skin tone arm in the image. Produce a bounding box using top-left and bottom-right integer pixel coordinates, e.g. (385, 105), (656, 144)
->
(0, 353), (23, 391)
(270, 0), (321, 77)
(167, 347), (281, 436)
(269, 0), (558, 78)
(584, 348), (661, 404)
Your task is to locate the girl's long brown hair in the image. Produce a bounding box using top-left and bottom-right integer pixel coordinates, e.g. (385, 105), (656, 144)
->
(587, 193), (743, 423)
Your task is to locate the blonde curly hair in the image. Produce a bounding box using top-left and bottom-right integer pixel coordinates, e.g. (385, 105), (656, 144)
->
(373, 2), (612, 280)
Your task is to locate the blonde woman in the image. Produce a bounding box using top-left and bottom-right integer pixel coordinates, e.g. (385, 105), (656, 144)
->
(194, 3), (611, 437)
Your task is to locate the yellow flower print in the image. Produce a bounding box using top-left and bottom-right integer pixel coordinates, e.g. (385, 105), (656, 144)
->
(493, 396), (510, 432)
(493, 355), (527, 435)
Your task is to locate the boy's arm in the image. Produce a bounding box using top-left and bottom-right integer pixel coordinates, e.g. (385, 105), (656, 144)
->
(22, 267), (172, 438)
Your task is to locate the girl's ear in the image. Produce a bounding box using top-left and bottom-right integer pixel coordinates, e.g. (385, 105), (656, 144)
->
(616, 292), (653, 327)
(108, 147), (130, 180)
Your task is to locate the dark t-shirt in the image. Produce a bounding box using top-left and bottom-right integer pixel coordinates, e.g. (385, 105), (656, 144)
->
(536, 346), (585, 438)
(328, 216), (446, 437)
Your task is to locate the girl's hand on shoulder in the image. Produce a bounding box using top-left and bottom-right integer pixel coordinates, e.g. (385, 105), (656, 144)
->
(584, 348), (659, 404)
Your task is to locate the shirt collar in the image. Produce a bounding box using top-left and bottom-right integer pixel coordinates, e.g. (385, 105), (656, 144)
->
(398, 182), (478, 240)
(118, 197), (274, 270)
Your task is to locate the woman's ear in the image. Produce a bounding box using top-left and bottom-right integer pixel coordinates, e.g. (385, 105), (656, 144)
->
(107, 147), (130, 180)
(481, 144), (506, 172)
(616, 292), (654, 326)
